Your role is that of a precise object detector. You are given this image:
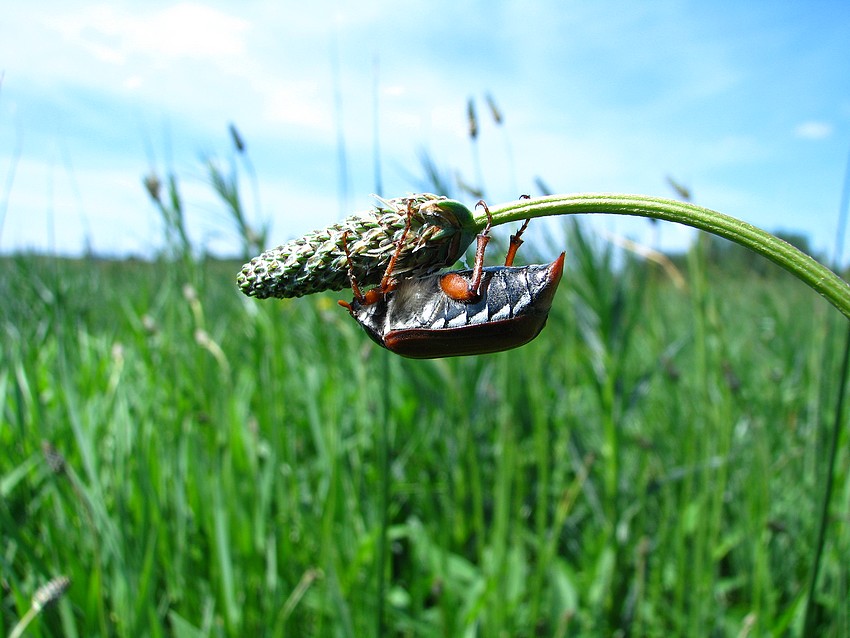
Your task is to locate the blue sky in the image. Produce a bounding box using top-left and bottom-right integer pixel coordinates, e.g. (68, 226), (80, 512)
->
(1, 1), (849, 261)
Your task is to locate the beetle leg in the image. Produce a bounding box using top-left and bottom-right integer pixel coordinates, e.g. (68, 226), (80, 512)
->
(505, 218), (531, 267)
(378, 198), (415, 293)
(502, 195), (533, 266)
(338, 230), (365, 306)
(440, 199), (492, 302)
(340, 199), (416, 310)
(504, 194), (532, 266)
(467, 200), (493, 294)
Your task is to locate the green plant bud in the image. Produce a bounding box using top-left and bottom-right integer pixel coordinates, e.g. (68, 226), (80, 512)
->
(237, 194), (476, 299)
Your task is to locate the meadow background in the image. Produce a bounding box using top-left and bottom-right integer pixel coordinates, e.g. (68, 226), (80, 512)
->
(2, 125), (850, 635)
(2, 3), (850, 634)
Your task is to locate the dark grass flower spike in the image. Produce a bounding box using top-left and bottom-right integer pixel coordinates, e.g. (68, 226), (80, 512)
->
(237, 193), (477, 299)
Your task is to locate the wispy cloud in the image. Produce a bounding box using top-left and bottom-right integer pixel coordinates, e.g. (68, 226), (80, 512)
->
(47, 3), (250, 64)
(794, 120), (834, 140)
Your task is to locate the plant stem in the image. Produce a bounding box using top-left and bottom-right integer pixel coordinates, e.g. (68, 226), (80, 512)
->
(802, 323), (850, 634)
(8, 607), (37, 638)
(376, 351), (392, 636)
(471, 194), (850, 321)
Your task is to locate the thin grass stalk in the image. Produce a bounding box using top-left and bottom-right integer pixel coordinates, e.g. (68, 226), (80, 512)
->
(491, 360), (513, 631)
(207, 156), (264, 260)
(375, 350), (391, 636)
(600, 374), (624, 628)
(467, 402), (486, 564)
(801, 144), (850, 634)
(330, 27), (350, 216)
(143, 171), (194, 266)
(527, 363), (551, 625)
(320, 439), (354, 638)
(372, 56), (383, 197)
(229, 123), (266, 251)
(802, 325), (850, 634)
(684, 236), (710, 634)
(467, 98), (485, 197)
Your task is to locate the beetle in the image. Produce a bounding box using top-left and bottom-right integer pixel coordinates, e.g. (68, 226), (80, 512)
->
(338, 198), (565, 359)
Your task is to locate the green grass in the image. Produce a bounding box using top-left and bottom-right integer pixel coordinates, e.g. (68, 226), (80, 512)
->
(1, 223), (849, 636)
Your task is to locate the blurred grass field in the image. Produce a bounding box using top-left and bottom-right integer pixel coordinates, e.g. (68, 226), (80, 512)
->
(2, 209), (848, 635)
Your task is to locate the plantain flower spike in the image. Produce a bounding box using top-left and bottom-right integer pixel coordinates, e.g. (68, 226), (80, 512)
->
(8, 576), (72, 638)
(237, 194), (477, 299)
(32, 576), (71, 612)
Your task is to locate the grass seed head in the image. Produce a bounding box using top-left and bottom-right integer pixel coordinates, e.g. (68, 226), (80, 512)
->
(31, 576), (71, 611)
(237, 194), (476, 299)
(41, 441), (66, 475)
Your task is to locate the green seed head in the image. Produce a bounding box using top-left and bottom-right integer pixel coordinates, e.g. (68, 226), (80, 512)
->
(237, 194), (476, 299)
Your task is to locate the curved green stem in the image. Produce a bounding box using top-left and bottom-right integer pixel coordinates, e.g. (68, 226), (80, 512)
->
(469, 193), (850, 321)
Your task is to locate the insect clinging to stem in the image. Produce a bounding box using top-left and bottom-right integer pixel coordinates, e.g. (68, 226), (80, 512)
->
(338, 197), (565, 359)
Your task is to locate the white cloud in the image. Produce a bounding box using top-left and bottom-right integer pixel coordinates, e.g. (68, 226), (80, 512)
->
(47, 3), (250, 65)
(794, 121), (833, 140)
